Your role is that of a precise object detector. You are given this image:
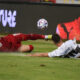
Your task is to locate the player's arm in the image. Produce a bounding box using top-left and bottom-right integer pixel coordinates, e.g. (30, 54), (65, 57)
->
(26, 47), (66, 57)
(26, 53), (49, 57)
(26, 49), (64, 57)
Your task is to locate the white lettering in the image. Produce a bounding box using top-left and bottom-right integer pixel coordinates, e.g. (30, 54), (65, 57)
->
(0, 9), (17, 27)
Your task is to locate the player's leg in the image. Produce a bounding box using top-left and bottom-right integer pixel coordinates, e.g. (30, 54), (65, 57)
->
(12, 33), (52, 41)
(28, 34), (52, 40)
(17, 45), (34, 52)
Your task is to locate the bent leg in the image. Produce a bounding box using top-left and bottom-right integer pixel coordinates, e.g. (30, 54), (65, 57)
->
(18, 45), (34, 52)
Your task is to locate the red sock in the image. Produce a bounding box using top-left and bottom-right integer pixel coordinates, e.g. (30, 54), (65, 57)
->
(13, 33), (45, 41)
(30, 34), (45, 40)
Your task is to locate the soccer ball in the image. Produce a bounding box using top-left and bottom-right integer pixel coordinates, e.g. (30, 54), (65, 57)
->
(37, 18), (48, 29)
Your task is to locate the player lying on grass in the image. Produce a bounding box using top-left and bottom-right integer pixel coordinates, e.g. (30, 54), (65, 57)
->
(27, 33), (80, 58)
(0, 33), (52, 52)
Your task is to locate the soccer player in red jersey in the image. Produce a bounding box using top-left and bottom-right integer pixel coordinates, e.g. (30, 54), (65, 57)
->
(0, 33), (52, 52)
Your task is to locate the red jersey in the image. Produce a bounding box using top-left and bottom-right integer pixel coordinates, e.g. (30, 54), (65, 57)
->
(0, 33), (45, 52)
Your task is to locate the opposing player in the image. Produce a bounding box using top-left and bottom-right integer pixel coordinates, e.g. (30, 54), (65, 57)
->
(27, 33), (80, 58)
(0, 33), (52, 52)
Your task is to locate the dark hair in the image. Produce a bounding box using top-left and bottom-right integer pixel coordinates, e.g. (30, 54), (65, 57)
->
(52, 33), (61, 44)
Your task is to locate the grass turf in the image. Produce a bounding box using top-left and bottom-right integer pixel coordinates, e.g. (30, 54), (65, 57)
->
(0, 40), (80, 80)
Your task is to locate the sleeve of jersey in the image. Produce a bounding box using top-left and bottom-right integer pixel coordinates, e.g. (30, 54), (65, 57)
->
(48, 43), (71, 58)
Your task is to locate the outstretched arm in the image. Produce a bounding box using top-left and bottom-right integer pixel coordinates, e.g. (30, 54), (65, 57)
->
(26, 53), (49, 57)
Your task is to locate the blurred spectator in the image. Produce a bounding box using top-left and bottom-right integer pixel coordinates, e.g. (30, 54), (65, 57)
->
(43, 0), (49, 2)
(0, 0), (52, 3)
(29, 0), (40, 2)
(49, 0), (56, 3)
(0, 0), (41, 2)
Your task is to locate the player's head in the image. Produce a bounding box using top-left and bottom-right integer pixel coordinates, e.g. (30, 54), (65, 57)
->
(52, 33), (62, 44)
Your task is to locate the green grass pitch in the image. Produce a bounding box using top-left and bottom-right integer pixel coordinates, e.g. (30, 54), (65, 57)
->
(0, 40), (80, 80)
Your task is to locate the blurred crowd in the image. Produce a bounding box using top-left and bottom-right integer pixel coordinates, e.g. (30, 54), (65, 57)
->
(23, 0), (55, 3)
